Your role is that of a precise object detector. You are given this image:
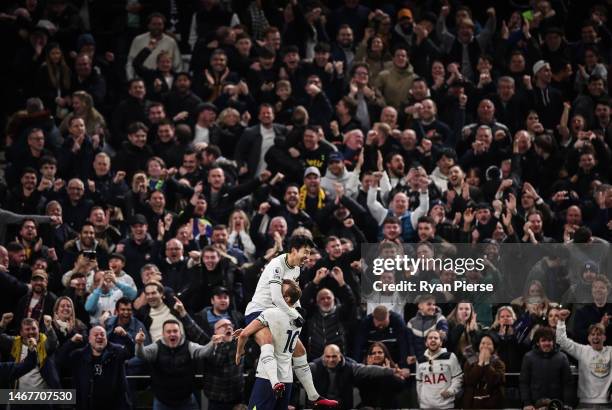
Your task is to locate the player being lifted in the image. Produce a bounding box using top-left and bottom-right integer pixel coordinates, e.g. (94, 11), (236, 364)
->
(236, 235), (337, 408)
(236, 279), (304, 409)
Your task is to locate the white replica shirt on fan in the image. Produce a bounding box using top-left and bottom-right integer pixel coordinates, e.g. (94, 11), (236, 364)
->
(245, 254), (301, 320)
(255, 308), (302, 383)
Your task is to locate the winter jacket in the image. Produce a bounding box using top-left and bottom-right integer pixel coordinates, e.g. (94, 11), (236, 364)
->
(374, 64), (416, 109)
(407, 307), (449, 360)
(462, 356), (506, 408)
(117, 235), (163, 290)
(302, 282), (356, 359)
(0, 349), (37, 386)
(557, 320), (612, 404)
(136, 336), (213, 406)
(54, 338), (134, 410)
(84, 283), (138, 325)
(353, 310), (410, 366)
(310, 356), (396, 410)
(416, 348), (463, 409)
(320, 168), (360, 200)
(519, 345), (572, 406)
(0, 328), (61, 389)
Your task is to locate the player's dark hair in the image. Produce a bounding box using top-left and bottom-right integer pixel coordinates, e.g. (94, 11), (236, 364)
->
(288, 235), (315, 251)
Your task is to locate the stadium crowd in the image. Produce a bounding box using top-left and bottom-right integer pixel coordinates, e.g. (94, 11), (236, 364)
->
(0, 0), (611, 408)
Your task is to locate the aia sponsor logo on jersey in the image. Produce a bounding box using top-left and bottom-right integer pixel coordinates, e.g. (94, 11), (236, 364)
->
(422, 373), (448, 384)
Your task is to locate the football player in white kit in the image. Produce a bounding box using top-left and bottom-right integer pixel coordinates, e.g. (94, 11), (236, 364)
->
(238, 236), (337, 409)
(236, 279), (303, 409)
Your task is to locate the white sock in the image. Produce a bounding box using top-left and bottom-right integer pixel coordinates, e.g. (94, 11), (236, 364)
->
(293, 354), (319, 401)
(260, 344), (280, 387)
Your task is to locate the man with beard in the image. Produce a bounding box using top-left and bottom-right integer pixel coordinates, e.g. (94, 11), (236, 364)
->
(235, 104), (288, 180)
(13, 270), (57, 333)
(416, 329), (463, 409)
(61, 222), (109, 276)
(163, 72), (203, 122)
(305, 237), (360, 298)
(184, 246), (242, 314)
(113, 122), (155, 182)
(89, 206), (122, 252)
(126, 13), (182, 80)
(301, 268), (356, 358)
(135, 318), (214, 409)
(264, 184), (314, 236)
(152, 120), (185, 168)
(60, 178), (95, 232)
(194, 49), (240, 103)
(111, 79), (151, 148)
(5, 168), (46, 215)
(331, 25), (356, 70)
(16, 219), (48, 265)
(385, 153), (406, 190)
(116, 214), (162, 290)
(55, 326), (134, 410)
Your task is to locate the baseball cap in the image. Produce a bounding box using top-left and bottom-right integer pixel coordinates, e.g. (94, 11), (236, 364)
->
(129, 214), (148, 226)
(304, 166), (321, 178)
(532, 60), (550, 75)
(328, 152), (344, 162)
(32, 271), (48, 281)
(212, 286), (230, 297)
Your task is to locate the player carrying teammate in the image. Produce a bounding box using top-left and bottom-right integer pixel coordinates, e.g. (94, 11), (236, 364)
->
(238, 235), (337, 408)
(236, 279), (304, 409)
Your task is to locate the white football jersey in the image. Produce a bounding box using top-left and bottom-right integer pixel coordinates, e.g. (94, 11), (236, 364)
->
(246, 253), (301, 316)
(255, 307), (301, 383)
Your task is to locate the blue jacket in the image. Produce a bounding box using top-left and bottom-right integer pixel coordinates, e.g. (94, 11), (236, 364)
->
(105, 315), (151, 346)
(353, 311), (410, 367)
(407, 308), (449, 360)
(0, 349), (37, 386)
(55, 337), (134, 410)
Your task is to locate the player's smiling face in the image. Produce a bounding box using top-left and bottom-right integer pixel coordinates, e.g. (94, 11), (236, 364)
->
(291, 246), (312, 267)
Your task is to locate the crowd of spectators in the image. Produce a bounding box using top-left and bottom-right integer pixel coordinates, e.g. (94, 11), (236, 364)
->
(0, 0), (611, 408)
